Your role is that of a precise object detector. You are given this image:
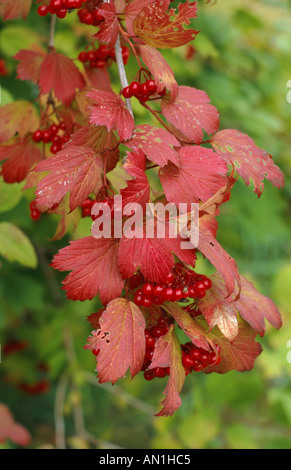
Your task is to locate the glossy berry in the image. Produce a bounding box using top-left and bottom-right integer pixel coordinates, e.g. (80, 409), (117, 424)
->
(142, 296), (153, 308)
(122, 86), (133, 99)
(37, 5), (48, 16)
(146, 79), (157, 95)
(129, 81), (141, 96)
(31, 209), (41, 221)
(78, 51), (88, 63)
(154, 367), (167, 378)
(32, 129), (43, 143)
(182, 354), (195, 369)
(144, 370), (155, 381)
(151, 326), (166, 339)
(42, 130), (52, 143)
(142, 283), (154, 297)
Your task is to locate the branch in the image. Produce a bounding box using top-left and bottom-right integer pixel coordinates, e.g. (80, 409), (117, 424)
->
(48, 14), (56, 51)
(114, 34), (134, 117)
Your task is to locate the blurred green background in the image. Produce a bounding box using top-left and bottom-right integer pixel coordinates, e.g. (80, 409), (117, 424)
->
(0, 0), (291, 449)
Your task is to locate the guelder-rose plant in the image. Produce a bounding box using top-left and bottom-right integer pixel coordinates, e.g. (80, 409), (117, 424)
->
(0, 0), (284, 416)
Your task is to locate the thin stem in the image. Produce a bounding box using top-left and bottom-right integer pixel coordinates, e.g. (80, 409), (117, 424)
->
(48, 14), (56, 51)
(114, 34), (134, 117)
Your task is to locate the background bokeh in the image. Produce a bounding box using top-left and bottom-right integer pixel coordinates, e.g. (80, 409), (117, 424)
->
(0, 0), (291, 449)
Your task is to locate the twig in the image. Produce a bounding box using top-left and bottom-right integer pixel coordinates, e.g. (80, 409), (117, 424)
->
(114, 34), (134, 117)
(48, 14), (56, 51)
(83, 372), (156, 416)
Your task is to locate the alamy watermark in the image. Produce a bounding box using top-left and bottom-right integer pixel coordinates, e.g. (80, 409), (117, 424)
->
(91, 196), (199, 250)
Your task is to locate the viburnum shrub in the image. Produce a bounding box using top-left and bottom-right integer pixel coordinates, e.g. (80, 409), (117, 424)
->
(0, 0), (285, 416)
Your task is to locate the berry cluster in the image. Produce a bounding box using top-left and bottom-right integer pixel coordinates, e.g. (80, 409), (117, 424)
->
(37, 0), (87, 18)
(181, 342), (221, 375)
(122, 79), (166, 103)
(130, 264), (212, 308)
(29, 200), (41, 221)
(142, 317), (170, 381)
(78, 46), (129, 69)
(77, 7), (105, 26)
(32, 122), (70, 155)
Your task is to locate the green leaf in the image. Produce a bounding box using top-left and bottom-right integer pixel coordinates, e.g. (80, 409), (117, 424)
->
(0, 178), (24, 213)
(0, 222), (37, 268)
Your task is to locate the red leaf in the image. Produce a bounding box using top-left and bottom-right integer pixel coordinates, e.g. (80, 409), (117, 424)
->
(69, 125), (120, 172)
(120, 150), (150, 212)
(198, 214), (240, 297)
(126, 125), (180, 167)
(197, 275), (239, 341)
(210, 129), (284, 197)
(0, 0), (31, 20)
(94, 0), (119, 49)
(125, 0), (154, 38)
(0, 403), (31, 446)
(14, 48), (45, 84)
(0, 139), (42, 183)
(83, 65), (112, 92)
(160, 146), (228, 204)
(34, 146), (103, 211)
(39, 51), (85, 106)
(134, 0), (198, 49)
(118, 222), (196, 283)
(149, 326), (185, 417)
(161, 86), (220, 143)
(0, 101), (39, 142)
(163, 301), (212, 350)
(88, 89), (135, 142)
(51, 237), (124, 304)
(85, 298), (146, 384)
(235, 275), (282, 337)
(139, 45), (178, 100)
(202, 317), (262, 374)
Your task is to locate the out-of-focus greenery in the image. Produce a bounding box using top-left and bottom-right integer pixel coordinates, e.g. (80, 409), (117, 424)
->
(0, 0), (291, 449)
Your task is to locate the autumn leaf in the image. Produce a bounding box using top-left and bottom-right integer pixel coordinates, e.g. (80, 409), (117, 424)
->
(197, 275), (239, 341)
(160, 146), (228, 205)
(48, 196), (80, 241)
(85, 298), (146, 384)
(0, 101), (39, 142)
(93, 0), (119, 49)
(120, 150), (150, 212)
(161, 86), (220, 143)
(34, 146), (103, 211)
(83, 65), (113, 92)
(0, 0), (32, 20)
(134, 0), (198, 49)
(235, 275), (282, 337)
(118, 223), (196, 283)
(39, 51), (85, 106)
(125, 0), (154, 38)
(163, 302), (212, 350)
(126, 125), (180, 167)
(0, 403), (31, 446)
(14, 48), (45, 84)
(51, 237), (124, 304)
(198, 214), (240, 297)
(88, 89), (135, 142)
(210, 129), (284, 197)
(139, 45), (178, 100)
(0, 139), (42, 183)
(69, 125), (120, 172)
(202, 317), (262, 374)
(149, 326), (185, 417)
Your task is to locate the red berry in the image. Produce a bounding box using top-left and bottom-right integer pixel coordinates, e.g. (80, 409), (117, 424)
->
(134, 293), (144, 306)
(202, 277), (212, 290)
(140, 83), (148, 96)
(153, 285), (164, 298)
(138, 95), (149, 103)
(32, 129), (43, 143)
(142, 296), (153, 308)
(50, 124), (59, 134)
(146, 336), (156, 349)
(128, 273), (143, 290)
(37, 5), (48, 16)
(146, 79), (157, 95)
(64, 0), (76, 7)
(193, 362), (203, 372)
(82, 207), (91, 218)
(31, 209), (41, 221)
(59, 121), (66, 130)
(50, 0), (63, 10)
(151, 326), (166, 339)
(94, 13), (105, 24)
(164, 287), (174, 301)
(159, 87), (167, 96)
(87, 50), (97, 62)
(154, 367), (167, 378)
(83, 11), (94, 24)
(165, 272), (175, 284)
(42, 130), (52, 143)
(142, 283), (154, 297)
(29, 200), (37, 210)
(96, 45), (109, 59)
(78, 51), (88, 63)
(182, 354), (195, 369)
(50, 143), (61, 154)
(173, 287), (183, 301)
(145, 349), (155, 362)
(129, 81), (141, 96)
(92, 348), (100, 356)
(200, 351), (210, 366)
(157, 316), (167, 328)
(95, 59), (107, 69)
(74, 0), (82, 7)
(52, 134), (62, 144)
(57, 7), (67, 18)
(144, 370), (155, 381)
(190, 348), (202, 361)
(122, 86), (133, 99)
